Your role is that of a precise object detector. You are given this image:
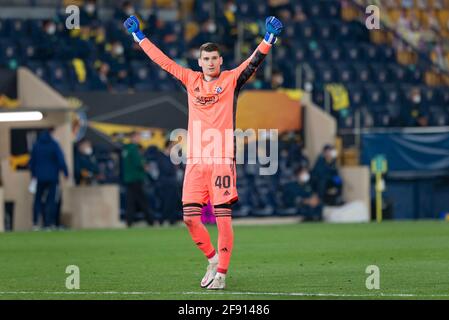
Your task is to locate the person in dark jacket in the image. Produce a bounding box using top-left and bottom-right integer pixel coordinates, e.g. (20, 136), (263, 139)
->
(74, 138), (100, 185)
(29, 129), (68, 229)
(154, 141), (180, 225)
(311, 144), (343, 206)
(283, 165), (322, 221)
(122, 131), (154, 227)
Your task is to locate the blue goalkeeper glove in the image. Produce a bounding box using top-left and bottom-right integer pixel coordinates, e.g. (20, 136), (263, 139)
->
(264, 16), (283, 44)
(123, 15), (146, 43)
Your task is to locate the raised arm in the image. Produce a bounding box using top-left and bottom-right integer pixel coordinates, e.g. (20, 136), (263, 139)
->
(233, 16), (283, 90)
(124, 15), (192, 86)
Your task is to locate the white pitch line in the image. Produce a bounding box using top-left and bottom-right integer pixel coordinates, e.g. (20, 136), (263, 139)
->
(1, 291), (449, 298)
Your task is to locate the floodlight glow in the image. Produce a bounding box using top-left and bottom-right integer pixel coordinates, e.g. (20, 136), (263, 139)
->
(0, 112), (44, 122)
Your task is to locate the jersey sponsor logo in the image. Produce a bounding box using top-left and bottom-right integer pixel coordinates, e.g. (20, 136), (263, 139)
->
(194, 94), (219, 106)
(194, 87), (200, 92)
(223, 190), (230, 196)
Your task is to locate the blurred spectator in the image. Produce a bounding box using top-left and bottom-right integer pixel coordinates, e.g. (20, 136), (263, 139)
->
(218, 0), (238, 48)
(432, 42), (449, 71)
(293, 3), (308, 23)
(428, 10), (441, 33)
(122, 132), (154, 227)
(311, 144), (344, 206)
(268, 0), (292, 15)
(74, 138), (100, 185)
(28, 129), (68, 230)
(397, 9), (411, 31)
(282, 165), (322, 221)
(80, 0), (99, 26)
(114, 1), (137, 22)
(190, 19), (220, 49)
(271, 69), (285, 89)
(401, 0), (414, 9)
(91, 62), (111, 90)
(401, 87), (429, 126)
(149, 142), (181, 226)
(279, 131), (309, 169)
(193, 0), (213, 22)
(39, 19), (59, 59)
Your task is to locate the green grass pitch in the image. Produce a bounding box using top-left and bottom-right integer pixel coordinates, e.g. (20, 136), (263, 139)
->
(0, 221), (448, 300)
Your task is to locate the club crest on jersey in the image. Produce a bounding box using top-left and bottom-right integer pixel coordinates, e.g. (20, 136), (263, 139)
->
(214, 86), (223, 94)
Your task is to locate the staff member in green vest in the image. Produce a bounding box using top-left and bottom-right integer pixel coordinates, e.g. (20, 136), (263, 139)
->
(122, 131), (154, 227)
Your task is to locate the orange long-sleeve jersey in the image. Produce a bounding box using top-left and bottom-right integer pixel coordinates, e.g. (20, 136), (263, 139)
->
(139, 38), (272, 159)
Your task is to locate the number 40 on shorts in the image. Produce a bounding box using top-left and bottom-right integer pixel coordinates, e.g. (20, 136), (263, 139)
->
(215, 175), (231, 189)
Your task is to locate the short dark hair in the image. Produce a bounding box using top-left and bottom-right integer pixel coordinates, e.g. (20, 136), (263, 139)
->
(199, 42), (221, 57)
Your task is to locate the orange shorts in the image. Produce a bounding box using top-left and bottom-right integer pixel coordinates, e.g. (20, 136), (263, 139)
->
(182, 159), (238, 206)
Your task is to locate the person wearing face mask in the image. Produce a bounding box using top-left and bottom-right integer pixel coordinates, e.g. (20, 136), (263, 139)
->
(80, 0), (98, 26)
(190, 19), (220, 49)
(100, 40), (127, 86)
(282, 166), (322, 221)
(38, 20), (59, 59)
(114, 1), (137, 22)
(402, 87), (429, 127)
(74, 139), (100, 186)
(311, 144), (344, 206)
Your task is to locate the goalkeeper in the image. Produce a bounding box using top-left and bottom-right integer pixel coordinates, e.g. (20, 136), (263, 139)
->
(124, 15), (283, 290)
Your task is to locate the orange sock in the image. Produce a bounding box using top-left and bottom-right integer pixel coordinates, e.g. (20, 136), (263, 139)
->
(183, 205), (215, 259)
(214, 207), (233, 274)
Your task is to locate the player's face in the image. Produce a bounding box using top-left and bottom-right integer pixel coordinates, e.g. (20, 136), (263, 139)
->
(198, 51), (223, 78)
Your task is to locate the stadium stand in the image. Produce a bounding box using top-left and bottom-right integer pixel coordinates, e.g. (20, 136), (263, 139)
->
(1, 0), (449, 224)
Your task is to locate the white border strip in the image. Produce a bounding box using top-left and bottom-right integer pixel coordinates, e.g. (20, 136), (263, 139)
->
(0, 291), (449, 298)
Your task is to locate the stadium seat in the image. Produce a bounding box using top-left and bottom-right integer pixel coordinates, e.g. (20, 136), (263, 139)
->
(0, 19), (9, 37)
(364, 84), (385, 106)
(371, 105), (392, 127)
(298, 21), (316, 40)
(370, 63), (391, 83)
(388, 63), (408, 82)
(421, 86), (440, 106)
(353, 63), (372, 82)
(315, 62), (337, 83)
(383, 84), (403, 106)
(25, 61), (48, 80)
(309, 1), (324, 19)
(9, 19), (27, 37)
(325, 42), (343, 62)
(132, 67), (155, 91)
(308, 42), (327, 61)
(346, 83), (365, 109)
(360, 107), (375, 128)
(314, 20), (333, 40)
(335, 63), (355, 83)
(379, 45), (396, 62)
(292, 43), (309, 62)
(0, 39), (19, 61)
(336, 22), (352, 41)
(337, 109), (355, 129)
(429, 106), (449, 126)
(344, 43), (362, 61)
(361, 43), (380, 61)
(19, 39), (39, 60)
(385, 104), (402, 126)
(408, 65), (424, 84)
